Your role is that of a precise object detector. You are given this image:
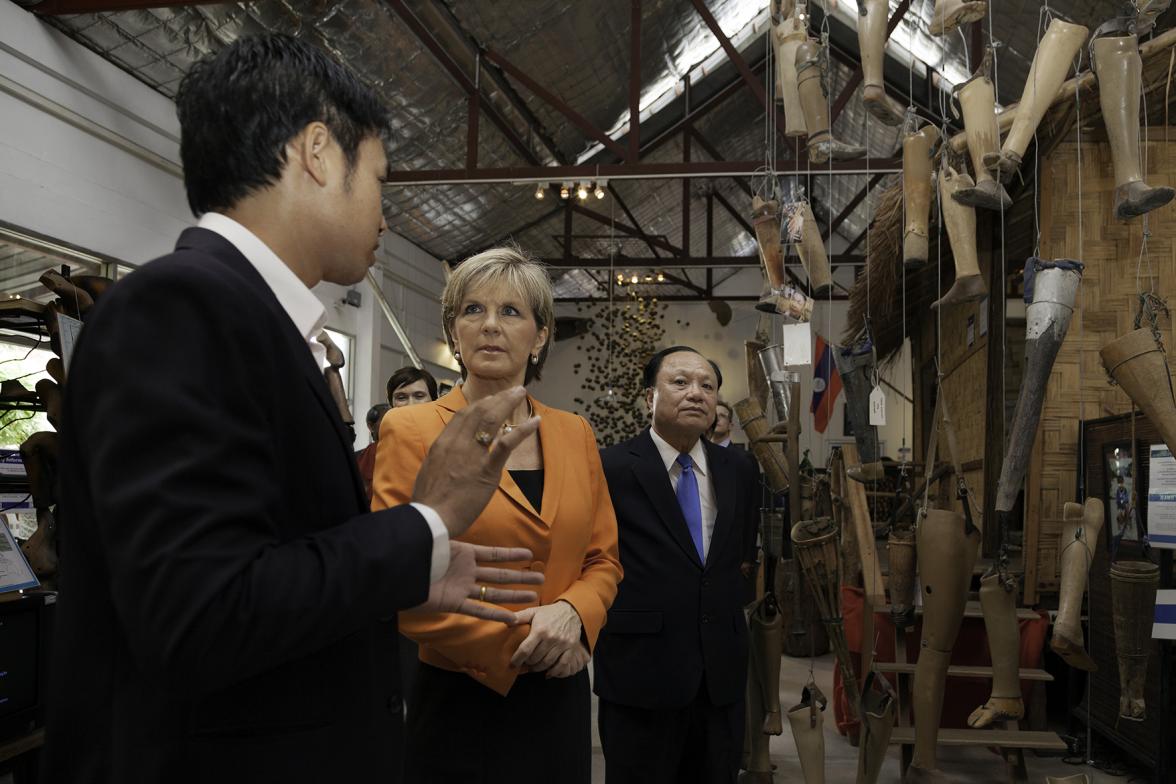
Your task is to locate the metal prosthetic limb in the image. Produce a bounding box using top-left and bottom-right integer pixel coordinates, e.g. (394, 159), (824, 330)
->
(1051, 499), (1104, 671)
(994, 261), (1084, 520)
(967, 572), (1024, 728)
(787, 201), (834, 298)
(988, 19), (1089, 182)
(910, 509), (980, 775)
(929, 0), (987, 37)
(856, 0), (904, 125)
(933, 163), (987, 309)
(1092, 33), (1175, 219)
(952, 54), (1012, 211)
(795, 39), (865, 165)
(786, 685), (827, 784)
(1101, 327), (1176, 452)
(792, 517), (860, 722)
(855, 670), (896, 784)
(756, 508), (786, 737)
(1110, 560), (1159, 720)
(902, 123), (938, 269)
(773, 9), (808, 138)
(832, 337), (883, 483)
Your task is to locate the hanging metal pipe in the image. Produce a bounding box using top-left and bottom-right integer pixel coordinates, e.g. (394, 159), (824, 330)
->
(365, 269), (423, 370)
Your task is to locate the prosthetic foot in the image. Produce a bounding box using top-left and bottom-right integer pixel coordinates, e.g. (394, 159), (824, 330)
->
(856, 671), (896, 784)
(1101, 328), (1176, 453)
(789, 201), (834, 297)
(968, 572), (1024, 728)
(887, 528), (917, 628)
(796, 39), (866, 164)
(988, 19), (1089, 182)
(316, 331), (355, 428)
(952, 65), (1012, 211)
(833, 339), (884, 482)
(1093, 35), (1175, 220)
(857, 0), (904, 125)
(929, 0), (987, 37)
(1051, 499), (1104, 671)
(932, 165), (987, 309)
(902, 123), (938, 268)
(1110, 559), (1159, 721)
(774, 10), (809, 137)
(994, 260), (1084, 514)
(911, 509), (980, 773)
(787, 686), (827, 784)
(35, 379), (61, 431)
(39, 270), (94, 318)
(750, 599), (785, 735)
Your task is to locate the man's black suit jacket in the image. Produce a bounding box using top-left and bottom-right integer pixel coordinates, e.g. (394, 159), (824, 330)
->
(43, 228), (434, 783)
(593, 428), (758, 710)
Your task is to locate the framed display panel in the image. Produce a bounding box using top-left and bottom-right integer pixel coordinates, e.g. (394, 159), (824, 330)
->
(1079, 411), (1174, 782)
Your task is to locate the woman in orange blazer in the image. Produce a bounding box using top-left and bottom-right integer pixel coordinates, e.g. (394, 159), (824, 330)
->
(372, 247), (622, 784)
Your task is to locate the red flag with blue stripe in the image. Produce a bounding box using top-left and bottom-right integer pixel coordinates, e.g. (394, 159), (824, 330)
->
(811, 336), (841, 434)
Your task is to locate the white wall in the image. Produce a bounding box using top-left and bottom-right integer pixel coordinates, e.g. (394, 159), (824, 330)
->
(530, 292), (914, 468)
(0, 2), (449, 449)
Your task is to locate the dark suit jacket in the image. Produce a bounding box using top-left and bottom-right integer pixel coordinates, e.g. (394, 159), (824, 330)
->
(593, 428), (758, 710)
(44, 228), (434, 783)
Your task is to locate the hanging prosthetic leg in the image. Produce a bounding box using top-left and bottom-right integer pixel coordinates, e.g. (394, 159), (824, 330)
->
(753, 196), (787, 313)
(1051, 498), (1104, 671)
(786, 684), (827, 784)
(751, 596), (785, 736)
(887, 528), (917, 628)
(833, 336), (883, 483)
(929, 0), (987, 37)
(786, 200), (834, 298)
(952, 55), (1012, 211)
(855, 671), (897, 784)
(910, 509), (980, 776)
(1110, 559), (1159, 720)
(796, 39), (865, 165)
(993, 260), (1084, 516)
(774, 10), (808, 138)
(1046, 776), (1091, 784)
(741, 596), (780, 783)
(968, 572), (1024, 728)
(857, 0), (904, 125)
(1101, 327), (1176, 451)
(988, 19), (1089, 182)
(1092, 33), (1175, 219)
(902, 123), (938, 268)
(932, 164), (988, 309)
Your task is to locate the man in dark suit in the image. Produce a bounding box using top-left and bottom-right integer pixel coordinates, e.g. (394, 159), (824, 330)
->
(43, 34), (543, 784)
(594, 346), (759, 784)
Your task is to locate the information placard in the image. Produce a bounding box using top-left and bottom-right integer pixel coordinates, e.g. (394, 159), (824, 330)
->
(1146, 444), (1176, 549)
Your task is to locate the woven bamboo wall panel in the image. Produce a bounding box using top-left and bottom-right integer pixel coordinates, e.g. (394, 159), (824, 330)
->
(1029, 137), (1176, 597)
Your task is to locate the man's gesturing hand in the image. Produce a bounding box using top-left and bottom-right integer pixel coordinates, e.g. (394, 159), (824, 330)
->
(407, 542), (543, 624)
(413, 386), (540, 538)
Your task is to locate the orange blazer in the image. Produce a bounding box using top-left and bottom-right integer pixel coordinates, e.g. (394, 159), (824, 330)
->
(371, 387), (622, 695)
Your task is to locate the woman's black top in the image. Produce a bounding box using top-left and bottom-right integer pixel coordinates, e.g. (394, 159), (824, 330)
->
(508, 469), (544, 514)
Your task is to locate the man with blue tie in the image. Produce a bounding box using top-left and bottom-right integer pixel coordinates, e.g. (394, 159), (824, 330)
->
(594, 346), (760, 784)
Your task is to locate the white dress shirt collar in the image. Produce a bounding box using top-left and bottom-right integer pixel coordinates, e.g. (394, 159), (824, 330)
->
(649, 426), (709, 477)
(197, 212), (328, 367)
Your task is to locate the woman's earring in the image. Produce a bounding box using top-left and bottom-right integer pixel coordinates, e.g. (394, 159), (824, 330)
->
(531, 354), (539, 365)
(454, 350), (461, 361)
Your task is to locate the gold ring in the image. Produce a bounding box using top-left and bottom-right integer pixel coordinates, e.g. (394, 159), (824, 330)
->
(474, 430), (493, 447)
(479, 585), (487, 602)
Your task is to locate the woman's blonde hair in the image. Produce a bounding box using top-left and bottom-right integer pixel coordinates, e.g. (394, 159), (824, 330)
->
(441, 246), (555, 384)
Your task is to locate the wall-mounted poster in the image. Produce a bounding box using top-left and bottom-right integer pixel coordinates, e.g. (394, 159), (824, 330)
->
(1146, 444), (1176, 549)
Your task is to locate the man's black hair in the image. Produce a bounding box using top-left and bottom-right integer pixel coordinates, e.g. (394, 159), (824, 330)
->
(175, 33), (391, 217)
(641, 346), (723, 390)
(365, 404), (391, 427)
(385, 366), (439, 404)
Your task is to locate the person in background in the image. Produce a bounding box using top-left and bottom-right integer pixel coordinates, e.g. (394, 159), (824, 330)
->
(356, 403), (391, 501)
(372, 246), (622, 784)
(387, 365), (438, 408)
(708, 400), (734, 447)
(594, 346), (759, 784)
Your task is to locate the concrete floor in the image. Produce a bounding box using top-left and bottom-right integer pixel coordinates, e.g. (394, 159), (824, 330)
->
(588, 653), (1125, 783)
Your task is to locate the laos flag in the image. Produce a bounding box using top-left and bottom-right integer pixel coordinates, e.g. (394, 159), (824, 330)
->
(811, 336), (841, 434)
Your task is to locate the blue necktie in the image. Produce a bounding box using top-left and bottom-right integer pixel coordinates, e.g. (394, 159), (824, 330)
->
(675, 453), (705, 562)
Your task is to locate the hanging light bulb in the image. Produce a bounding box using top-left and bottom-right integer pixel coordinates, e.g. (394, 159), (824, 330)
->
(594, 181), (606, 199)
(577, 181), (589, 200)
(534, 184), (545, 199)
(656, 272), (665, 282)
(560, 182), (571, 199)
(630, 274), (639, 284)
(644, 274), (653, 282)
